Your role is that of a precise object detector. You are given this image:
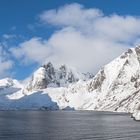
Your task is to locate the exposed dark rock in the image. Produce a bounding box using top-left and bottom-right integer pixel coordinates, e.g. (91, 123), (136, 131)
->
(135, 46), (140, 63)
(88, 69), (106, 92)
(121, 49), (133, 59)
(26, 62), (93, 91)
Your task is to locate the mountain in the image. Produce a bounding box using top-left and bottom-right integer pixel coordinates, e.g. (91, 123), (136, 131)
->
(0, 46), (140, 120)
(0, 78), (22, 109)
(24, 62), (93, 91)
(0, 78), (22, 94)
(84, 46), (140, 113)
(20, 45), (140, 117)
(0, 63), (93, 110)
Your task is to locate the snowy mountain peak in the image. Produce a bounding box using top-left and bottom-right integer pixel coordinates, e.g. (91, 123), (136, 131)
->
(25, 62), (93, 91)
(0, 78), (14, 87)
(42, 62), (55, 74)
(0, 78), (22, 88)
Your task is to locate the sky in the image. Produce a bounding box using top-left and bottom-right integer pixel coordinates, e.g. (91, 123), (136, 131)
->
(1, 0), (140, 80)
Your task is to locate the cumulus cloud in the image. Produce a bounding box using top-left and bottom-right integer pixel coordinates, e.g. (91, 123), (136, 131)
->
(39, 3), (140, 41)
(11, 3), (140, 74)
(11, 37), (52, 65)
(39, 3), (102, 28)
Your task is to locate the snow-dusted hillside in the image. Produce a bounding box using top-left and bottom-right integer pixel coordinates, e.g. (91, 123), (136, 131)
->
(1, 46), (140, 120)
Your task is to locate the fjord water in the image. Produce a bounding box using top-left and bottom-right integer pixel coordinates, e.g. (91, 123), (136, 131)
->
(0, 111), (140, 140)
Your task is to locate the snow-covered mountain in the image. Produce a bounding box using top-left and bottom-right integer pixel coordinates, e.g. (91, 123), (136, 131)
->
(0, 62), (93, 110)
(0, 78), (23, 109)
(84, 46), (140, 113)
(1, 46), (140, 120)
(25, 62), (93, 91)
(27, 45), (140, 113)
(0, 78), (22, 94)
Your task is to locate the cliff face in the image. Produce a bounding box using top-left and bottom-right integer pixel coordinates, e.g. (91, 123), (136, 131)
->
(82, 46), (140, 113)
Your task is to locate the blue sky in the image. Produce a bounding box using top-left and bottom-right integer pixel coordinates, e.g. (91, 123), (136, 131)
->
(1, 0), (140, 80)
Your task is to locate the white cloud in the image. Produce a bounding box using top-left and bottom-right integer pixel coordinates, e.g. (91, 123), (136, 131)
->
(2, 34), (17, 40)
(0, 60), (13, 78)
(94, 15), (140, 42)
(46, 27), (127, 72)
(11, 3), (140, 74)
(11, 37), (52, 65)
(39, 3), (102, 28)
(39, 3), (140, 42)
(0, 47), (13, 78)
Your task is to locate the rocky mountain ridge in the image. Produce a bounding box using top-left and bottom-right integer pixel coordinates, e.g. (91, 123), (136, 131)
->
(25, 62), (93, 91)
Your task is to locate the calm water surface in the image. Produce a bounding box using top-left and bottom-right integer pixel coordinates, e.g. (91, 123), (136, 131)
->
(0, 111), (140, 140)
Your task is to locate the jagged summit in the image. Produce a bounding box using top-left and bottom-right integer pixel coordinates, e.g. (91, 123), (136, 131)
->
(25, 62), (93, 91)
